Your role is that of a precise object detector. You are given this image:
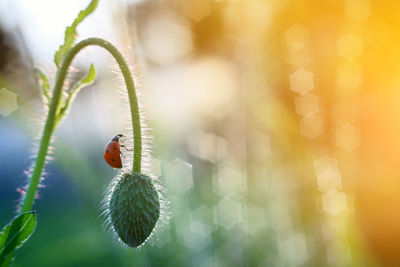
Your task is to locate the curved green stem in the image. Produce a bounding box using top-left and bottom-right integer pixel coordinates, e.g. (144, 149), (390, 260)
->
(20, 38), (142, 213)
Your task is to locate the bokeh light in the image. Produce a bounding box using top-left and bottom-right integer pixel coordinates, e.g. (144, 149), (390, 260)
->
(290, 68), (314, 95)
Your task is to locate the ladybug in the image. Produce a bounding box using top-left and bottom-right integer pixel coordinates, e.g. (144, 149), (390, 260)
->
(104, 134), (130, 168)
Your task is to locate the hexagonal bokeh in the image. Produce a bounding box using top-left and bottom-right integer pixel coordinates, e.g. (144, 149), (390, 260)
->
(243, 203), (266, 235)
(295, 93), (320, 117)
(182, 227), (211, 251)
(335, 123), (361, 151)
(322, 189), (347, 216)
(337, 33), (363, 60)
(183, 0), (210, 22)
(278, 231), (309, 266)
(314, 155), (338, 176)
(285, 24), (309, 50)
(213, 197), (242, 230)
(287, 47), (313, 67)
(290, 68), (314, 95)
(163, 158), (193, 193)
(215, 162), (244, 196)
(190, 205), (215, 237)
(299, 115), (323, 139)
(0, 88), (18, 116)
(338, 62), (363, 88)
(316, 168), (342, 193)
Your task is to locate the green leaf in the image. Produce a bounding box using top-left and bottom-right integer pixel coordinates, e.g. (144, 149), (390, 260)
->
(0, 212), (37, 264)
(0, 226), (10, 250)
(0, 252), (14, 267)
(53, 0), (99, 68)
(81, 63), (96, 84)
(55, 64), (96, 127)
(35, 68), (51, 105)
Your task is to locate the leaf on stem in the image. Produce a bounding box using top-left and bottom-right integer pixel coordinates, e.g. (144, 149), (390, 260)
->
(35, 68), (51, 105)
(80, 63), (96, 84)
(0, 252), (14, 267)
(0, 212), (37, 265)
(53, 0), (99, 68)
(55, 64), (96, 125)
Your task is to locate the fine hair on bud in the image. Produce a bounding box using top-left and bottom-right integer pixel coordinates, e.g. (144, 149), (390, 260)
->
(107, 171), (160, 248)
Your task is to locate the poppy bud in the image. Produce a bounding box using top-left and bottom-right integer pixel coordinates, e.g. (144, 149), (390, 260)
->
(109, 172), (160, 247)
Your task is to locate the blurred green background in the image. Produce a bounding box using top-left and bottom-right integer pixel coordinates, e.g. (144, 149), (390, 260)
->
(1, 0), (400, 266)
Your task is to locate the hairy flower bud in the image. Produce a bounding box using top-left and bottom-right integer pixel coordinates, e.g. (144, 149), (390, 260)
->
(109, 172), (160, 247)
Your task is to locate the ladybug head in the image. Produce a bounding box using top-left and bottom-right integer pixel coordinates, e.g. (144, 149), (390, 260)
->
(112, 134), (124, 141)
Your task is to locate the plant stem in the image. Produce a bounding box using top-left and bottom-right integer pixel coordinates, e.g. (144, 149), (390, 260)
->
(20, 38), (142, 213)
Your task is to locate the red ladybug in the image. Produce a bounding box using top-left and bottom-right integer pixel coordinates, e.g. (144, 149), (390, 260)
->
(104, 134), (129, 168)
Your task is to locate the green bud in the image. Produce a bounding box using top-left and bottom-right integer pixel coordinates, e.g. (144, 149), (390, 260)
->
(109, 172), (160, 247)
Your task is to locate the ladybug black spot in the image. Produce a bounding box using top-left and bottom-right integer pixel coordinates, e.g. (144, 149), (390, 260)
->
(111, 158), (115, 162)
(114, 146), (118, 151)
(106, 149), (110, 153)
